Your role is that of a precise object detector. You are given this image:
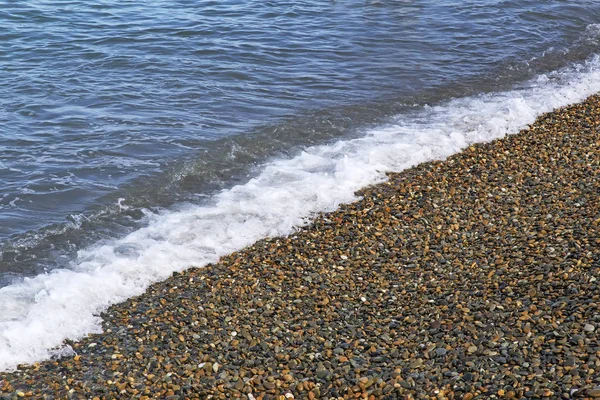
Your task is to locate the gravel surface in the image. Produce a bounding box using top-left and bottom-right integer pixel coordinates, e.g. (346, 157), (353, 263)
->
(1, 96), (600, 399)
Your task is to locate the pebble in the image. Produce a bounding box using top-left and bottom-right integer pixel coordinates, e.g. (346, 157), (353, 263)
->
(588, 389), (600, 398)
(435, 348), (447, 357)
(2, 94), (600, 399)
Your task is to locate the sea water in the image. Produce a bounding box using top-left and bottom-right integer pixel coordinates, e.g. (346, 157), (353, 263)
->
(1, 0), (600, 370)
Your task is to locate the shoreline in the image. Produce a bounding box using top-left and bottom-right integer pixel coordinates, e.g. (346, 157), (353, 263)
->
(1, 95), (600, 399)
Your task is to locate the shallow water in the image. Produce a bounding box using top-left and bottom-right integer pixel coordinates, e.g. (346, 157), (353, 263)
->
(2, 0), (600, 277)
(1, 0), (600, 370)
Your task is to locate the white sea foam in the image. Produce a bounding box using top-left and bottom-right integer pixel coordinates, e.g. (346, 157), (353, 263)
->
(1, 56), (600, 371)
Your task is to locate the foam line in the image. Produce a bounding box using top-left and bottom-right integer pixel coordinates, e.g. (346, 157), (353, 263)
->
(1, 56), (600, 371)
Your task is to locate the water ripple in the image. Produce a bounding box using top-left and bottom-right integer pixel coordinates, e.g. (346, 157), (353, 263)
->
(0, 0), (599, 276)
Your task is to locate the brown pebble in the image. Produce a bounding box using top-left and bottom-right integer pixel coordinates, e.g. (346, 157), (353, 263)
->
(2, 93), (600, 400)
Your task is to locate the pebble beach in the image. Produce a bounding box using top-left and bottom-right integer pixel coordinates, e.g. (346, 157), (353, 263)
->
(1, 95), (600, 399)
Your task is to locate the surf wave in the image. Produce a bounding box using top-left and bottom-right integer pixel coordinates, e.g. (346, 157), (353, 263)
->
(1, 55), (600, 371)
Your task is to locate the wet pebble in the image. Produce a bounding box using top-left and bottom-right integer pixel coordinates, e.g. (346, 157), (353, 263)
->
(2, 95), (600, 399)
